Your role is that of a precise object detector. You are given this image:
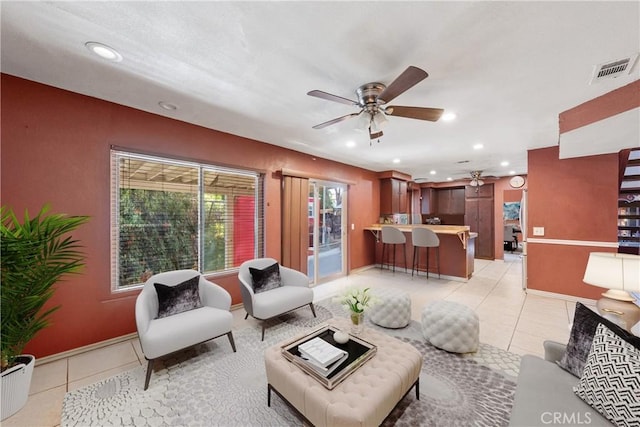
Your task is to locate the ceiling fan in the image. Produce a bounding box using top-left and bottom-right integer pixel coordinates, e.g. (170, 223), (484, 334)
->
(469, 171), (485, 189)
(307, 66), (444, 141)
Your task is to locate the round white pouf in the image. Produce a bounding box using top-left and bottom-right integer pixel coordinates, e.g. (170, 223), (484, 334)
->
(421, 300), (479, 353)
(369, 288), (411, 328)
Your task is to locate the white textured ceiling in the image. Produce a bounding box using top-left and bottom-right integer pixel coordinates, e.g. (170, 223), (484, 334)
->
(2, 1), (639, 182)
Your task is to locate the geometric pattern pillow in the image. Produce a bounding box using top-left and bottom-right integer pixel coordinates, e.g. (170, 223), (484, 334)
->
(558, 302), (640, 378)
(154, 275), (202, 319)
(573, 323), (640, 426)
(249, 262), (282, 294)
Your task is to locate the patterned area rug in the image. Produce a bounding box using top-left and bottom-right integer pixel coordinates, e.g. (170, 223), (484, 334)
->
(61, 301), (520, 426)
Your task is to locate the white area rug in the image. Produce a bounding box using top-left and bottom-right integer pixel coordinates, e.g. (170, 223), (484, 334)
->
(61, 302), (520, 426)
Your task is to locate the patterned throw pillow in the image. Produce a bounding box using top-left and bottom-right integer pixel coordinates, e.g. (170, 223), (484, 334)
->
(557, 302), (640, 377)
(154, 275), (203, 318)
(573, 323), (640, 426)
(249, 262), (282, 294)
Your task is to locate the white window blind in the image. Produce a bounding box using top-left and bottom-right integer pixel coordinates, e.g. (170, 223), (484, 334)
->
(111, 150), (264, 291)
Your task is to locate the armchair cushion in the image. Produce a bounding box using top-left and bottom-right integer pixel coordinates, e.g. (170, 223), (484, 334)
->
(154, 274), (202, 318)
(249, 262), (282, 294)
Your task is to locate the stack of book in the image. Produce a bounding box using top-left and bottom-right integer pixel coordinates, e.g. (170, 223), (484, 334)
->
(298, 337), (348, 377)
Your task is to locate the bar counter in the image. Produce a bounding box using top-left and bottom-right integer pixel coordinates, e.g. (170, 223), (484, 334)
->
(363, 224), (477, 280)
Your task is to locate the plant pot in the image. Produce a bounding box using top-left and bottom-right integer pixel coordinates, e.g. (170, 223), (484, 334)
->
(1, 355), (35, 420)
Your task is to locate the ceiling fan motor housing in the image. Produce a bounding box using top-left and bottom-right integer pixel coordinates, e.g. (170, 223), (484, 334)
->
(356, 83), (386, 114)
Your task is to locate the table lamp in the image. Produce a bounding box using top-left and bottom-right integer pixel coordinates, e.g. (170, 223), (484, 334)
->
(583, 252), (640, 333)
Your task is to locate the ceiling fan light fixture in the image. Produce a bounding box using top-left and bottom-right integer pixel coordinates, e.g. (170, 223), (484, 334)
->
(356, 111), (371, 131)
(373, 112), (388, 129)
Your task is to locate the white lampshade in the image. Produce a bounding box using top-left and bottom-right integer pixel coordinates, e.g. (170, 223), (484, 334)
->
(583, 252), (640, 301)
(373, 112), (388, 129)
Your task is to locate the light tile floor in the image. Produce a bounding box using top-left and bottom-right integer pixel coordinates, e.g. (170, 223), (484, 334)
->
(4, 254), (586, 427)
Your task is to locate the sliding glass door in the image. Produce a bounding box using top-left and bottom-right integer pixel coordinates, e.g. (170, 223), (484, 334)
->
(307, 181), (347, 284)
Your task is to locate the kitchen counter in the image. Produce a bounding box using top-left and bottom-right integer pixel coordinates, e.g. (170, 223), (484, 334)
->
(364, 224), (477, 280)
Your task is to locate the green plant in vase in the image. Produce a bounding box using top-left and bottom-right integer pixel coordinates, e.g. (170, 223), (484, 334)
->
(1, 204), (89, 371)
(335, 286), (376, 334)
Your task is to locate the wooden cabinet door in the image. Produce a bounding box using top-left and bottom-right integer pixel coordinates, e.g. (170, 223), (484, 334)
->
(464, 196), (495, 259)
(398, 180), (408, 213)
(450, 188), (465, 213)
(476, 198), (494, 259)
(380, 179), (393, 214)
(421, 188), (434, 214)
(380, 178), (408, 214)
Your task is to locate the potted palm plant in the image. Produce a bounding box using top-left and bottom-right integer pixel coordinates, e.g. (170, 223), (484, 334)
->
(1, 204), (89, 420)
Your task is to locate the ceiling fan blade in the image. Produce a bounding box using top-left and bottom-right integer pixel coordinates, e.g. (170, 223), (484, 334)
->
(386, 106), (444, 122)
(307, 90), (358, 106)
(312, 112), (361, 129)
(377, 66), (429, 104)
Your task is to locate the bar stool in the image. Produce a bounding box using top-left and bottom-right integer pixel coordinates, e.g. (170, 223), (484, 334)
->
(411, 227), (440, 278)
(381, 226), (407, 273)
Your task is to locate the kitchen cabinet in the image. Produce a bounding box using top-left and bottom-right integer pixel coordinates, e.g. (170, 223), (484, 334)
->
(465, 184), (493, 198)
(436, 187), (465, 214)
(464, 184), (494, 259)
(420, 187), (435, 214)
(380, 178), (408, 214)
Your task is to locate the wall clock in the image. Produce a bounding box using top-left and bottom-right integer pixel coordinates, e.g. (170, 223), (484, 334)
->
(509, 175), (525, 188)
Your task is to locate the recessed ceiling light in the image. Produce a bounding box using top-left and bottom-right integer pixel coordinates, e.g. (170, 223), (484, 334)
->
(85, 42), (122, 62)
(430, 170), (436, 175)
(473, 143), (484, 150)
(392, 158), (400, 164)
(501, 161), (509, 167)
(441, 112), (457, 122)
(447, 177), (453, 181)
(346, 140), (356, 148)
(509, 170), (516, 175)
(158, 101), (178, 111)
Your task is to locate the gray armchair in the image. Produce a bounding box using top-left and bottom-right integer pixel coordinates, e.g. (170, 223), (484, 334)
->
(135, 270), (236, 390)
(238, 258), (315, 341)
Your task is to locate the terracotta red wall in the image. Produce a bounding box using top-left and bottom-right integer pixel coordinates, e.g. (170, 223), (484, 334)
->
(559, 80), (640, 133)
(526, 146), (618, 299)
(1, 74), (379, 358)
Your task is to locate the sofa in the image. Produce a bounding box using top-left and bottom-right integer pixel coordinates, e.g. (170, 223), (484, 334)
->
(509, 302), (640, 426)
(509, 340), (611, 426)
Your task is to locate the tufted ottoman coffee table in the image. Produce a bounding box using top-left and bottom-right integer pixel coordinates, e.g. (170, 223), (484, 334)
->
(369, 288), (412, 328)
(264, 317), (422, 426)
(421, 300), (479, 353)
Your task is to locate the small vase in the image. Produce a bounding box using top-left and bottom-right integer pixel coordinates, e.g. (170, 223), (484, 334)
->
(350, 312), (364, 335)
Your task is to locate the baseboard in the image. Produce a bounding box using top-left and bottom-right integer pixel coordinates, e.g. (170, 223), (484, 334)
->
(526, 288), (598, 306)
(35, 332), (139, 366)
(35, 305), (247, 366)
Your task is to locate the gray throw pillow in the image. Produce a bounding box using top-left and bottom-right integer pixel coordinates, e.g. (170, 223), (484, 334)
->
(249, 262), (282, 294)
(574, 323), (640, 426)
(154, 275), (202, 318)
(557, 302), (640, 378)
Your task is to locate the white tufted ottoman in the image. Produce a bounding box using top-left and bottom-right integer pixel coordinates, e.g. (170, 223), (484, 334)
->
(265, 317), (422, 427)
(421, 300), (479, 353)
(369, 288), (411, 328)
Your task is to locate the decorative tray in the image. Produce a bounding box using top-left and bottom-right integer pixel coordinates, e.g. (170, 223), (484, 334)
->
(281, 324), (377, 389)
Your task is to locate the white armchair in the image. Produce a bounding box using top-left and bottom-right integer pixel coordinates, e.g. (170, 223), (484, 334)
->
(135, 270), (236, 390)
(238, 258), (315, 341)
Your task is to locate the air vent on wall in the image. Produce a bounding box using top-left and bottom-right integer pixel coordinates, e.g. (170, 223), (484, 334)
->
(589, 54), (638, 84)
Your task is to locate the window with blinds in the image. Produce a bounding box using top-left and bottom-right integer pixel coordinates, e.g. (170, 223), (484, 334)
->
(111, 150), (264, 291)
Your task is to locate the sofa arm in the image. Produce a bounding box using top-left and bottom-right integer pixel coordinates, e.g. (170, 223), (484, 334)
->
(543, 340), (567, 363)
